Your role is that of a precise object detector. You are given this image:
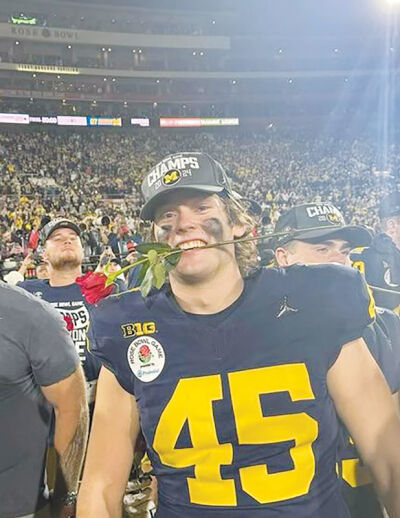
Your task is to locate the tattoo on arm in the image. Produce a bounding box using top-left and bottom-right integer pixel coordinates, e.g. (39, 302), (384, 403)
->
(53, 405), (89, 498)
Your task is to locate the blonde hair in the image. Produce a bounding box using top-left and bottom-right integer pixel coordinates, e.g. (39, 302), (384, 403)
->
(222, 193), (259, 276)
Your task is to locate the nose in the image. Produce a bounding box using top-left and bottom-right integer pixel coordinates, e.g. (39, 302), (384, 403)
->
(176, 206), (197, 234)
(329, 250), (347, 265)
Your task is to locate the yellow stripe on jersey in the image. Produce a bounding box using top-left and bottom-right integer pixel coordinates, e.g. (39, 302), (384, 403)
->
(365, 283), (376, 320)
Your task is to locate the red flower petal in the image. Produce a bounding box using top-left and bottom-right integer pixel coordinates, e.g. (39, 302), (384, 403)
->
(76, 271), (114, 304)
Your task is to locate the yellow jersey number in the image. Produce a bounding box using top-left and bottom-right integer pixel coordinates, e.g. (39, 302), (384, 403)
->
(153, 364), (318, 506)
(340, 437), (372, 488)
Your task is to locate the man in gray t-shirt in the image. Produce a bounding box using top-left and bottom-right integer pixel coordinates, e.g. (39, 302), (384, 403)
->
(0, 282), (88, 518)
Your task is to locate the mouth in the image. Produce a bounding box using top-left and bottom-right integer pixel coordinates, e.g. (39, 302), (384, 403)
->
(177, 239), (208, 250)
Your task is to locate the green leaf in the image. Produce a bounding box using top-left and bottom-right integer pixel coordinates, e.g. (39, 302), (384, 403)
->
(164, 249), (181, 266)
(104, 256), (148, 286)
(136, 242), (172, 254)
(164, 259), (175, 274)
(136, 262), (150, 287)
(140, 265), (154, 298)
(152, 262), (166, 289)
(147, 249), (158, 266)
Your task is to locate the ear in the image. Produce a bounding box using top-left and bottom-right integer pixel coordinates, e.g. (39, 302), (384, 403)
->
(275, 247), (290, 267)
(41, 247), (49, 262)
(386, 218), (397, 234)
(232, 223), (247, 239)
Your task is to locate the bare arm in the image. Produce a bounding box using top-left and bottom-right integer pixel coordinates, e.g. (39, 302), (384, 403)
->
(41, 365), (88, 499)
(327, 337), (400, 517)
(77, 366), (140, 518)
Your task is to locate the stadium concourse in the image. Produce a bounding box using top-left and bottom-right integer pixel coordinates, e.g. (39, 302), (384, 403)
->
(1, 129), (399, 275)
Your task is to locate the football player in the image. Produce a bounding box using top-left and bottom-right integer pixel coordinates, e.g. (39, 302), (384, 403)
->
(272, 202), (400, 518)
(78, 153), (400, 518)
(351, 191), (400, 312)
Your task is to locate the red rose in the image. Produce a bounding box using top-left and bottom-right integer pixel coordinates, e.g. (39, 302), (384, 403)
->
(139, 345), (150, 357)
(76, 271), (113, 304)
(63, 314), (74, 332)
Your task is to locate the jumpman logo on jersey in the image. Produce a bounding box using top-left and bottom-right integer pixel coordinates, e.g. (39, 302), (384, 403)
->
(276, 296), (298, 318)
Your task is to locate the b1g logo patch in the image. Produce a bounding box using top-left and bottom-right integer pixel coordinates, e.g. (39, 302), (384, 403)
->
(127, 336), (165, 382)
(121, 321), (156, 338)
(162, 169), (181, 186)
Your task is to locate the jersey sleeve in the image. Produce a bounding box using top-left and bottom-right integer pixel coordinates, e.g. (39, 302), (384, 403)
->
(375, 309), (400, 392)
(332, 267), (375, 343)
(26, 299), (80, 386)
(308, 265), (375, 368)
(87, 299), (135, 395)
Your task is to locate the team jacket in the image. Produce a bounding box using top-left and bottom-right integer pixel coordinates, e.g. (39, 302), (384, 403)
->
(88, 265), (374, 518)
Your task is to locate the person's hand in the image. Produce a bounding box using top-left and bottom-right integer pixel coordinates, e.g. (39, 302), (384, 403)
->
(17, 250), (34, 276)
(9, 243), (23, 255)
(95, 247), (115, 273)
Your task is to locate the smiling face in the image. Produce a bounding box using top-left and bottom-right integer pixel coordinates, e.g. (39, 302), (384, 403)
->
(43, 227), (84, 270)
(153, 190), (245, 284)
(275, 238), (352, 267)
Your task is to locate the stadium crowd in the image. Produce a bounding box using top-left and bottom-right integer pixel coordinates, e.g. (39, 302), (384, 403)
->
(1, 129), (400, 274)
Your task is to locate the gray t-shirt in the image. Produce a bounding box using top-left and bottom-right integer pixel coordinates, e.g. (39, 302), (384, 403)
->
(0, 282), (79, 517)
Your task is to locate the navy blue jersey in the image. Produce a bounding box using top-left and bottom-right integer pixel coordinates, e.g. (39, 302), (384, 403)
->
(18, 279), (101, 382)
(339, 306), (400, 501)
(376, 307), (400, 390)
(351, 237), (400, 312)
(88, 265), (374, 518)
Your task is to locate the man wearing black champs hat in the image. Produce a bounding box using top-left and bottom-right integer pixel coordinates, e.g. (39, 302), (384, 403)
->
(351, 191), (400, 312)
(18, 218), (101, 406)
(272, 202), (400, 518)
(79, 153), (400, 517)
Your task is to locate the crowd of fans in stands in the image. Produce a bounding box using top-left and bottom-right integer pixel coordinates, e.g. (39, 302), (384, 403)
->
(1, 129), (399, 275)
